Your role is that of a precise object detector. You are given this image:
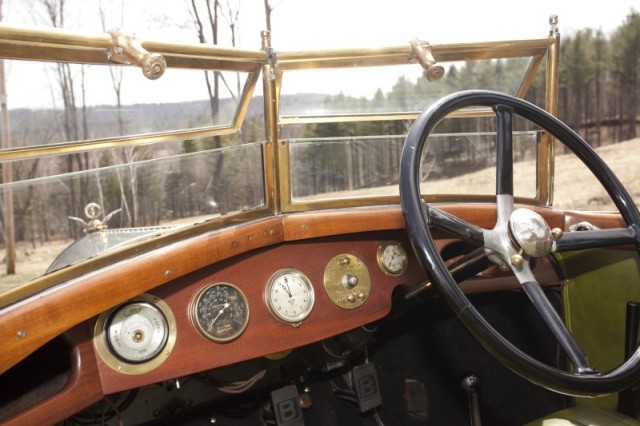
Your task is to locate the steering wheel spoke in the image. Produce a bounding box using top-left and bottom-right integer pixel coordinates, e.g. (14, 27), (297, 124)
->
(554, 227), (638, 252)
(495, 105), (514, 197)
(427, 203), (486, 246)
(516, 266), (596, 374)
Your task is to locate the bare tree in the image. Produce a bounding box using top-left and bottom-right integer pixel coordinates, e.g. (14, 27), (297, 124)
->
(263, 0), (285, 33)
(38, 0), (93, 238)
(99, 0), (125, 134)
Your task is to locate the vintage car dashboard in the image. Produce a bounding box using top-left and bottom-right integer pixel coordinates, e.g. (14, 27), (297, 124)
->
(93, 231), (424, 394)
(1, 204), (625, 425)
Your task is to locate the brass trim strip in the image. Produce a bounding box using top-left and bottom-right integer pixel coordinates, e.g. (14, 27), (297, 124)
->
(515, 53), (546, 98)
(281, 194), (542, 213)
(261, 31), (279, 213)
(0, 24), (266, 71)
(279, 108), (498, 125)
(540, 19), (561, 206)
(276, 38), (552, 71)
(0, 125), (237, 163)
(0, 69), (260, 164)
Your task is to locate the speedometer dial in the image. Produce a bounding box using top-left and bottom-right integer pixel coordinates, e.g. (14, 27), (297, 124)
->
(265, 269), (315, 326)
(191, 283), (249, 343)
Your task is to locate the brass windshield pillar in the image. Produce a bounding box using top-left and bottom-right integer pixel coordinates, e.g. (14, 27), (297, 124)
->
(261, 30), (281, 213)
(540, 15), (560, 206)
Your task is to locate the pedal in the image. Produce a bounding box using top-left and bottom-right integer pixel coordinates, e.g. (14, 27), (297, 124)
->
(353, 362), (383, 413)
(404, 378), (428, 418)
(271, 384), (304, 426)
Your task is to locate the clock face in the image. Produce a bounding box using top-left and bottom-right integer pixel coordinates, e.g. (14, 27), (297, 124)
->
(377, 241), (408, 277)
(265, 269), (315, 325)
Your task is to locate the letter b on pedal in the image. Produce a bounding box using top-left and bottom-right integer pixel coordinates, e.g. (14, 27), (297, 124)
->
(271, 385), (304, 425)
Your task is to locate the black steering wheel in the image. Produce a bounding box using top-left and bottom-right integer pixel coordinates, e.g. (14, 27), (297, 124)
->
(399, 90), (640, 396)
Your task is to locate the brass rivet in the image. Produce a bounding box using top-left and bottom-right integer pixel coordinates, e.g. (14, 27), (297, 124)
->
(510, 254), (524, 268)
(551, 228), (563, 240)
(16, 329), (26, 338)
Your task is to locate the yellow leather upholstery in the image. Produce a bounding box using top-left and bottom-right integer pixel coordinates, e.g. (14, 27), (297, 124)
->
(525, 406), (639, 425)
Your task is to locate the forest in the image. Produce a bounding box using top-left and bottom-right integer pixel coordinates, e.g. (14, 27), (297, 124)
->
(0, 2), (638, 279)
(294, 10), (639, 199)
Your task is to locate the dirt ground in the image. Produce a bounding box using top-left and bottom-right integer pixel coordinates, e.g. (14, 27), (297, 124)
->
(0, 239), (73, 292)
(0, 137), (638, 292)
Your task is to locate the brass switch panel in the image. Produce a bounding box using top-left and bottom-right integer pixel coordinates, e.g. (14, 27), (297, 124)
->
(324, 253), (371, 309)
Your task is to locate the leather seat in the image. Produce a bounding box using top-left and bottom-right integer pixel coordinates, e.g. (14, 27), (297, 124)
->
(525, 406), (639, 425)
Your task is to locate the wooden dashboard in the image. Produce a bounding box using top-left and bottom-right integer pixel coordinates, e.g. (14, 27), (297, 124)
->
(0, 204), (625, 425)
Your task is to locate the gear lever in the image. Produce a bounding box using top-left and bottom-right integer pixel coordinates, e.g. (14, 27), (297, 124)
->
(461, 373), (482, 426)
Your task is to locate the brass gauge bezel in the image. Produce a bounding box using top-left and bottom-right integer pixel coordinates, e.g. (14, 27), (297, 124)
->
(377, 241), (409, 277)
(191, 282), (250, 343)
(94, 293), (177, 375)
(264, 268), (315, 326)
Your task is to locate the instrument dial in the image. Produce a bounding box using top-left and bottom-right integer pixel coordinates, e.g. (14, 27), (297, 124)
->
(192, 283), (250, 343)
(377, 241), (408, 277)
(105, 301), (169, 363)
(265, 269), (315, 326)
(94, 293), (177, 375)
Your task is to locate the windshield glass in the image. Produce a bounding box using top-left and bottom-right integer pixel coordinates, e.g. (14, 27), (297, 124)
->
(8, 62), (247, 139)
(0, 141), (265, 288)
(280, 58), (532, 119)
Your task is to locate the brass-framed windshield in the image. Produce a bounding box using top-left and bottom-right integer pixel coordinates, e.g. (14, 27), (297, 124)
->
(0, 20), (559, 304)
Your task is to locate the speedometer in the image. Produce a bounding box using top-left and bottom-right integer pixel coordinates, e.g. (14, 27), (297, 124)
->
(191, 283), (250, 343)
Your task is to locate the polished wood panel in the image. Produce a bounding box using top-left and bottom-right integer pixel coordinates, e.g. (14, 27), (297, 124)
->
(0, 217), (284, 375)
(2, 325), (103, 426)
(96, 232), (425, 393)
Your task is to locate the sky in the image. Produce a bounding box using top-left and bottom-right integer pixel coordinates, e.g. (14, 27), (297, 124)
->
(6, 0), (638, 49)
(252, 0), (639, 49)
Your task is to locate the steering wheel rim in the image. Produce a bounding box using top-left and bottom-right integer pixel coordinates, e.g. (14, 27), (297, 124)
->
(399, 90), (640, 396)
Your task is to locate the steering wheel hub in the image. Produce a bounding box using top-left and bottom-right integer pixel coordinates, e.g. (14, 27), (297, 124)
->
(509, 208), (553, 257)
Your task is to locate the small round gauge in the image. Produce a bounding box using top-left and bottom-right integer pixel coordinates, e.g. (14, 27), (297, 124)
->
(377, 241), (409, 277)
(105, 301), (169, 364)
(192, 283), (249, 343)
(265, 269), (315, 325)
